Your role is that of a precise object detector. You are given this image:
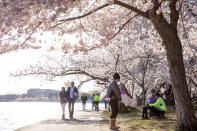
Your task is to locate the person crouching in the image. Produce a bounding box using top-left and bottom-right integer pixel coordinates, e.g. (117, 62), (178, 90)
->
(142, 92), (166, 119)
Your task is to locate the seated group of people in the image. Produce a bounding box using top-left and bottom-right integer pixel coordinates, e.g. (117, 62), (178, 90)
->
(142, 89), (167, 120)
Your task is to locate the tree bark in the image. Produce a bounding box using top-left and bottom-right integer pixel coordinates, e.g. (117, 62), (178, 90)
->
(150, 13), (197, 131)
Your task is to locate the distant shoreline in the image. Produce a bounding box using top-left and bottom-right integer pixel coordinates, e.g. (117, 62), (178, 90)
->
(0, 99), (59, 102)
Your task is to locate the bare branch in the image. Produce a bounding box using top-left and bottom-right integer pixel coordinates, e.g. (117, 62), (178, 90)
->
(79, 19), (95, 38)
(114, 0), (149, 19)
(77, 78), (92, 89)
(12, 68), (109, 83)
(108, 14), (138, 41)
(121, 59), (142, 87)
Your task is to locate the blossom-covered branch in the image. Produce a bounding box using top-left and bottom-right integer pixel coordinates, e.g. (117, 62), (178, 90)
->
(50, 3), (110, 29)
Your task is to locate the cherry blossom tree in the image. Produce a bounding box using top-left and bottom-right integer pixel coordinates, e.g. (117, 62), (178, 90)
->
(12, 43), (164, 107)
(53, 1), (197, 130)
(1, 0), (197, 130)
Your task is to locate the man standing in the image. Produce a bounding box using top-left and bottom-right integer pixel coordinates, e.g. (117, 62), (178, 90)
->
(81, 94), (88, 111)
(107, 73), (122, 130)
(67, 82), (79, 119)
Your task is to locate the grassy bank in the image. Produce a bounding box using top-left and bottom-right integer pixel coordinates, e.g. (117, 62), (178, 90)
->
(102, 106), (197, 131)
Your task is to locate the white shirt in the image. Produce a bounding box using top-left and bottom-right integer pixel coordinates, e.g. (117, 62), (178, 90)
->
(70, 86), (74, 99)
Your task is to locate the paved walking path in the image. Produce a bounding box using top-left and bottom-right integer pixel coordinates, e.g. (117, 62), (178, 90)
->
(16, 110), (110, 131)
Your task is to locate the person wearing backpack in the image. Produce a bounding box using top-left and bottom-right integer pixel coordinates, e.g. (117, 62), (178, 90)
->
(106, 73), (122, 130)
(94, 93), (100, 111)
(67, 82), (79, 119)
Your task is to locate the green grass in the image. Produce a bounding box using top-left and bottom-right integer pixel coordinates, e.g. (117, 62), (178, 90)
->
(102, 106), (197, 131)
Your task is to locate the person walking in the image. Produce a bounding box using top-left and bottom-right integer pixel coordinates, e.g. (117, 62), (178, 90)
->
(81, 93), (88, 111)
(106, 73), (122, 130)
(91, 94), (95, 110)
(59, 87), (68, 119)
(94, 93), (100, 111)
(67, 82), (79, 119)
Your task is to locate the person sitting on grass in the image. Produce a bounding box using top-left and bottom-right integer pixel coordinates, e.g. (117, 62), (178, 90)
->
(142, 92), (166, 120)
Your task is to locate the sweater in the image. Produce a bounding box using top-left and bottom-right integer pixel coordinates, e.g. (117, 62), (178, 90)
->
(107, 81), (122, 101)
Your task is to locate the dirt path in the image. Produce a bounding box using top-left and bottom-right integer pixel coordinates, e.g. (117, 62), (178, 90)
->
(16, 110), (110, 131)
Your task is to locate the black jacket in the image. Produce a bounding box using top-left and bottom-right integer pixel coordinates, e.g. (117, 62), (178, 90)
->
(81, 95), (88, 103)
(67, 86), (79, 101)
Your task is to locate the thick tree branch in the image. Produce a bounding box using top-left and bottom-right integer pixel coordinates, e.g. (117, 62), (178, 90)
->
(12, 68), (109, 83)
(169, 0), (179, 29)
(152, 0), (160, 10)
(114, 0), (149, 19)
(79, 70), (109, 83)
(50, 1), (149, 30)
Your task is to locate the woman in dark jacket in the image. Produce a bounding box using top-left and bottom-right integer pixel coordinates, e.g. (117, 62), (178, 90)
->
(107, 73), (122, 129)
(59, 87), (68, 119)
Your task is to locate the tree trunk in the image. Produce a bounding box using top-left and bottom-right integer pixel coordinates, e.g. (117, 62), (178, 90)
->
(136, 94), (142, 106)
(150, 14), (197, 131)
(142, 83), (145, 107)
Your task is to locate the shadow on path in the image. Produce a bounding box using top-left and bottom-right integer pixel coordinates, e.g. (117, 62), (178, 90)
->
(41, 118), (108, 125)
